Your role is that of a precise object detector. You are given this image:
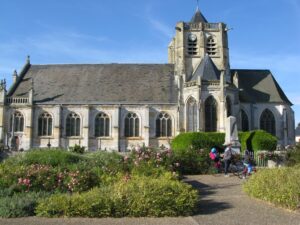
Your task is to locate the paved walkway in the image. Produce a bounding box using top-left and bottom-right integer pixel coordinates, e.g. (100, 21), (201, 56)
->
(1, 174), (299, 225)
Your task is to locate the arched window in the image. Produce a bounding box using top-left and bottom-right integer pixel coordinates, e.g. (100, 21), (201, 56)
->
(66, 112), (80, 137)
(187, 97), (197, 132)
(205, 96), (217, 132)
(10, 111), (24, 132)
(226, 97), (232, 117)
(260, 109), (276, 136)
(241, 110), (249, 132)
(125, 112), (139, 137)
(38, 112), (53, 136)
(206, 37), (217, 56)
(187, 33), (198, 55)
(95, 112), (110, 137)
(156, 112), (172, 137)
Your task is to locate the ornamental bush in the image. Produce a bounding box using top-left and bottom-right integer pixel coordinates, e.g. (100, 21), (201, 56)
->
(286, 144), (300, 166)
(171, 132), (226, 152)
(239, 131), (277, 152)
(0, 163), (99, 193)
(0, 191), (49, 218)
(251, 130), (277, 151)
(4, 149), (86, 167)
(36, 173), (198, 217)
(171, 132), (224, 174)
(243, 166), (300, 210)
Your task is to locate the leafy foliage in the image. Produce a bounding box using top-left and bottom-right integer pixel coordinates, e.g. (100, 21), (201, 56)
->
(69, 144), (85, 154)
(3, 149), (86, 167)
(243, 166), (300, 210)
(36, 173), (198, 217)
(0, 192), (49, 218)
(238, 130), (277, 152)
(286, 144), (300, 167)
(171, 132), (225, 151)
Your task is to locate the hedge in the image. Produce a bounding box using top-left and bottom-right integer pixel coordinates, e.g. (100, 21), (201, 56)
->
(172, 130), (277, 153)
(239, 130), (277, 152)
(243, 166), (300, 210)
(171, 132), (225, 152)
(36, 173), (198, 217)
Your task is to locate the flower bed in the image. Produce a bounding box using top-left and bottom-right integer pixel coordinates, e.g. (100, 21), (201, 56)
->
(0, 148), (199, 218)
(243, 166), (300, 210)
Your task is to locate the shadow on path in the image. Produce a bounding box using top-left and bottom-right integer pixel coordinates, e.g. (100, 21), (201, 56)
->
(185, 178), (233, 215)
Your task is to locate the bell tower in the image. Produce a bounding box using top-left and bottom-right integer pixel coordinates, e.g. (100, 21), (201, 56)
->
(168, 6), (230, 82)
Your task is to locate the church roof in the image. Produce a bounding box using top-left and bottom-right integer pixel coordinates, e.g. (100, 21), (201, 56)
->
(190, 54), (220, 81)
(296, 124), (300, 136)
(190, 8), (208, 23)
(9, 64), (177, 104)
(232, 69), (292, 105)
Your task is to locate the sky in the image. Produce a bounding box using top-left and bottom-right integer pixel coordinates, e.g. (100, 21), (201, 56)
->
(1, 0), (300, 125)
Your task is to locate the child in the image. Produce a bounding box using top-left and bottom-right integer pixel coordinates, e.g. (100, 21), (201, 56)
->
(243, 150), (254, 178)
(209, 147), (221, 170)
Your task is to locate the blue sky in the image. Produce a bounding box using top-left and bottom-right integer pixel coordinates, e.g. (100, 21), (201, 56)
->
(1, 0), (300, 125)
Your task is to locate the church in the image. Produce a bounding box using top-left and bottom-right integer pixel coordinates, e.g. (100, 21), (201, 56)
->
(0, 7), (295, 151)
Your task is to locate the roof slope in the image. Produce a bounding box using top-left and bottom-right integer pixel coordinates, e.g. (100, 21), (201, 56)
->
(10, 64), (177, 104)
(296, 124), (300, 136)
(191, 8), (208, 23)
(232, 69), (292, 105)
(190, 55), (220, 81)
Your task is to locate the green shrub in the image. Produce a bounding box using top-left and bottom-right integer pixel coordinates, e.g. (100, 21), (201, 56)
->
(36, 174), (198, 217)
(4, 149), (86, 167)
(238, 130), (277, 152)
(243, 166), (300, 210)
(171, 133), (219, 174)
(238, 131), (252, 152)
(172, 148), (213, 175)
(113, 174), (198, 217)
(251, 130), (277, 151)
(69, 145), (85, 154)
(85, 151), (124, 173)
(286, 145), (300, 166)
(128, 147), (177, 174)
(0, 163), (99, 193)
(171, 132), (226, 153)
(0, 192), (49, 218)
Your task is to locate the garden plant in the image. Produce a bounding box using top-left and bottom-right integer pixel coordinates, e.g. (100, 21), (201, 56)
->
(0, 147), (199, 218)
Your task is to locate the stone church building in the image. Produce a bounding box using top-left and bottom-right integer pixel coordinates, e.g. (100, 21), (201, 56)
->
(0, 8), (295, 151)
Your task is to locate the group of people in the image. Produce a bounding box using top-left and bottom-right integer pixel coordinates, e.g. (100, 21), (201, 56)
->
(209, 142), (254, 178)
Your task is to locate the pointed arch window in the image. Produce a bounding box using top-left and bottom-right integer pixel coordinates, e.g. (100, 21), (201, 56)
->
(205, 96), (217, 132)
(10, 111), (24, 132)
(260, 109), (276, 136)
(206, 37), (217, 56)
(156, 112), (172, 137)
(125, 112), (139, 137)
(241, 110), (249, 132)
(95, 112), (110, 137)
(66, 112), (81, 137)
(187, 97), (197, 132)
(38, 112), (53, 136)
(226, 97), (232, 117)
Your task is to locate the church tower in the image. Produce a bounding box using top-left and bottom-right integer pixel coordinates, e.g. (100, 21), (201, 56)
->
(168, 6), (230, 82)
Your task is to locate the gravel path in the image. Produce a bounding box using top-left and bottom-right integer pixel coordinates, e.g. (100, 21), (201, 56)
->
(1, 174), (299, 225)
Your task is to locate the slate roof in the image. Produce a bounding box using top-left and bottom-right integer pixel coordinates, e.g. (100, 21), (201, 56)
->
(9, 64), (177, 104)
(190, 54), (220, 81)
(232, 69), (292, 105)
(295, 124), (300, 136)
(191, 8), (208, 23)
